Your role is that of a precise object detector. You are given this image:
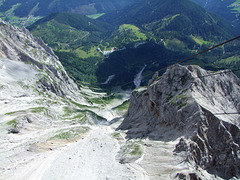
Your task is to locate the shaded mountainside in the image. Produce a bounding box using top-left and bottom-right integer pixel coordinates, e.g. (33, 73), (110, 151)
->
(99, 0), (237, 41)
(28, 12), (113, 48)
(0, 0), (136, 17)
(28, 13), (113, 83)
(27, 0), (240, 89)
(118, 64), (240, 179)
(191, 0), (240, 29)
(96, 0), (240, 88)
(0, 0), (136, 27)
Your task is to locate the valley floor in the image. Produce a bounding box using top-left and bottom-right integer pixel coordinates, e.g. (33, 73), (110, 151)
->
(0, 66), (198, 180)
(0, 82), (212, 180)
(0, 120), (194, 180)
(1, 126), (146, 180)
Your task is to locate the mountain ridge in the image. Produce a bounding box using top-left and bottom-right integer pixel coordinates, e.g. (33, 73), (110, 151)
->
(1, 16), (240, 179)
(118, 64), (240, 179)
(28, 12), (112, 33)
(99, 0), (237, 41)
(191, 0), (240, 28)
(27, 0), (240, 87)
(0, 0), (136, 17)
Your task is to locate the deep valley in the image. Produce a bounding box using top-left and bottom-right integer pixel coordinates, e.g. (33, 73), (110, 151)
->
(1, 0), (240, 179)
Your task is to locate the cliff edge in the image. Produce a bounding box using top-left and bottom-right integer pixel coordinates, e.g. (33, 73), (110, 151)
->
(118, 64), (240, 179)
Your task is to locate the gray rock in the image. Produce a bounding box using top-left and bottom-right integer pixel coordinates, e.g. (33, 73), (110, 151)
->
(174, 138), (188, 153)
(0, 20), (81, 99)
(26, 117), (33, 123)
(8, 128), (20, 134)
(119, 64), (240, 179)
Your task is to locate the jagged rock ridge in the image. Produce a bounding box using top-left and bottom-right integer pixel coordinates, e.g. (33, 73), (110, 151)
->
(118, 64), (240, 179)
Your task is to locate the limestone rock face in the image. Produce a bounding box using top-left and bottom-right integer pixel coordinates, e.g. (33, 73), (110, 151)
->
(0, 20), (86, 157)
(119, 64), (240, 179)
(0, 20), (135, 180)
(0, 19), (80, 98)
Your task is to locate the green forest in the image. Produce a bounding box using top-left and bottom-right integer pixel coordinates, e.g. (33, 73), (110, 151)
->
(22, 0), (240, 89)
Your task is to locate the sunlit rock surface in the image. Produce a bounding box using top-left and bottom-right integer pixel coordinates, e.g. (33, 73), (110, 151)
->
(119, 64), (240, 179)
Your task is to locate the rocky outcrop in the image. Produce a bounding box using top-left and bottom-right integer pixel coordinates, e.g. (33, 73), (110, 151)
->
(118, 64), (240, 179)
(0, 19), (80, 99)
(0, 19), (135, 180)
(0, 19), (88, 144)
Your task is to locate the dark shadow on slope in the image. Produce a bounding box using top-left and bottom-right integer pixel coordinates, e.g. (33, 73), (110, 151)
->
(95, 42), (188, 89)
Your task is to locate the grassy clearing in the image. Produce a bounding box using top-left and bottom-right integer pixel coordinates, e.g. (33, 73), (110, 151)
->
(214, 55), (240, 65)
(169, 92), (186, 102)
(229, 1), (240, 12)
(87, 13), (105, 19)
(122, 141), (143, 156)
(50, 127), (89, 140)
(119, 24), (147, 41)
(112, 132), (121, 138)
(69, 100), (98, 109)
(232, 7), (240, 11)
(74, 46), (101, 59)
(62, 106), (106, 123)
(169, 93), (188, 108)
(155, 14), (181, 30)
(5, 110), (25, 115)
(88, 93), (123, 105)
(179, 102), (188, 108)
(34, 98), (58, 106)
(4, 105), (51, 116)
(85, 110), (106, 121)
(113, 100), (130, 111)
(6, 119), (17, 128)
(30, 107), (53, 118)
(63, 106), (78, 117)
(62, 106), (87, 122)
(30, 107), (46, 113)
(165, 38), (187, 50)
(130, 144), (142, 155)
(5, 3), (21, 15)
(163, 14), (180, 22)
(134, 86), (147, 93)
(0, 3), (41, 26)
(190, 35), (210, 45)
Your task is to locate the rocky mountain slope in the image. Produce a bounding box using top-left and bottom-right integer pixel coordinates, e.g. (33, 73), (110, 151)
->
(118, 64), (240, 179)
(0, 18), (88, 177)
(0, 20), (142, 179)
(1, 18), (240, 179)
(0, 18), (81, 98)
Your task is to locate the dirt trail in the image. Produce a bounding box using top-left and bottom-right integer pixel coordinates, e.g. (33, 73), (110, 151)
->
(2, 126), (146, 180)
